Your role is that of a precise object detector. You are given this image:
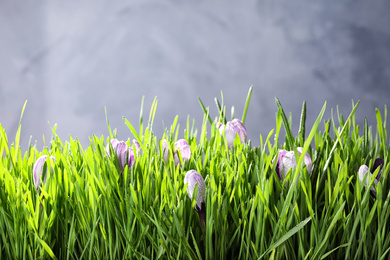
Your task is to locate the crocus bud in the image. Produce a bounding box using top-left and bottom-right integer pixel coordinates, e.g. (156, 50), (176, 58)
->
(359, 164), (378, 197)
(275, 147), (312, 180)
(184, 170), (206, 228)
(162, 139), (191, 167)
(33, 155), (56, 191)
(132, 140), (141, 156)
(174, 139), (191, 166)
(217, 119), (247, 148)
(106, 139), (136, 171)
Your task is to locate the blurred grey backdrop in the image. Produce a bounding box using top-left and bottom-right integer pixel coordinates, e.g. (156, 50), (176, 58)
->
(1, 1), (389, 151)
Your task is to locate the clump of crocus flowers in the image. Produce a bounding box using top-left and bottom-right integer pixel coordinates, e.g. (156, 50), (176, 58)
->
(275, 147), (313, 180)
(106, 139), (140, 172)
(358, 158), (385, 197)
(217, 119), (247, 148)
(184, 170), (206, 228)
(162, 139), (191, 167)
(33, 155), (56, 191)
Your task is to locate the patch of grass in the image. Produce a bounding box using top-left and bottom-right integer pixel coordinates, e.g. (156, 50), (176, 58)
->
(0, 91), (389, 259)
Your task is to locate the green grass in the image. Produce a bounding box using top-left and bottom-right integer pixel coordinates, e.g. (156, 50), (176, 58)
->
(1, 90), (389, 259)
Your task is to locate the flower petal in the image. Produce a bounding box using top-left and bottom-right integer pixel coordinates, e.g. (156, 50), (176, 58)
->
(184, 170), (206, 210)
(33, 155), (56, 191)
(174, 139), (191, 166)
(275, 150), (288, 180)
(372, 158), (384, 180)
(358, 164), (377, 195)
(297, 147), (313, 174)
(115, 141), (129, 170)
(162, 139), (169, 164)
(106, 138), (119, 157)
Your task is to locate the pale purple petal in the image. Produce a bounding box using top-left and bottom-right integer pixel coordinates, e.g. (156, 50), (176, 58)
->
(280, 151), (297, 178)
(162, 139), (169, 164)
(175, 139), (189, 148)
(224, 121), (240, 148)
(174, 139), (191, 166)
(275, 150), (288, 180)
(217, 122), (224, 133)
(33, 155), (56, 191)
(232, 119), (247, 143)
(107, 139), (137, 171)
(275, 147), (312, 180)
(359, 164), (377, 194)
(184, 170), (206, 210)
(132, 139), (141, 155)
(106, 138), (119, 157)
(127, 148), (135, 168)
(219, 119), (247, 148)
(115, 141), (129, 171)
(297, 147), (313, 174)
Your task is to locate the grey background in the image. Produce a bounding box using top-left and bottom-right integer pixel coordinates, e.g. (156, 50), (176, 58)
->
(1, 1), (389, 152)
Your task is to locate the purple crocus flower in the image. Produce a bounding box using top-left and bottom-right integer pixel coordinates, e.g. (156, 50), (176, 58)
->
(275, 147), (312, 180)
(162, 139), (191, 167)
(217, 119), (247, 148)
(184, 170), (206, 228)
(359, 158), (385, 197)
(106, 139), (137, 171)
(359, 164), (379, 197)
(33, 155), (56, 191)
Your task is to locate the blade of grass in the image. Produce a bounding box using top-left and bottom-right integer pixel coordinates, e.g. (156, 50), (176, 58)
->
(275, 97), (295, 150)
(123, 117), (145, 151)
(139, 96), (145, 139)
(311, 201), (345, 260)
(241, 86), (253, 124)
(14, 100), (27, 161)
(320, 243), (349, 260)
(105, 107), (114, 140)
(322, 101), (360, 173)
(198, 97), (213, 125)
(259, 216), (311, 259)
(298, 100), (306, 147)
(148, 96), (158, 129)
(215, 97), (226, 124)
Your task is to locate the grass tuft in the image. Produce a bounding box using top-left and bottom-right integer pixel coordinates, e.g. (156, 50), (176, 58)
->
(0, 89), (389, 259)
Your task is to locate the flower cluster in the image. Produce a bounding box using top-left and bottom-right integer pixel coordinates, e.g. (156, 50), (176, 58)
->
(162, 139), (191, 167)
(31, 110), (388, 235)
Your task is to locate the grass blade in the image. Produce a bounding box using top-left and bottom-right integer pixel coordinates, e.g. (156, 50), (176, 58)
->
(241, 86), (253, 124)
(198, 96), (213, 125)
(259, 216), (311, 259)
(298, 100), (306, 147)
(275, 97), (295, 150)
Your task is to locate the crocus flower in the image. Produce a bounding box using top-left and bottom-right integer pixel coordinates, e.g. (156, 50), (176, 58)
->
(217, 119), (247, 148)
(359, 158), (385, 197)
(162, 139), (191, 167)
(184, 170), (206, 228)
(106, 139), (137, 171)
(33, 155), (56, 191)
(275, 147), (312, 180)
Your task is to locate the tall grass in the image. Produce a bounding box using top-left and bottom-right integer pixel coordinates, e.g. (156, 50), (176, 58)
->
(0, 91), (389, 259)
